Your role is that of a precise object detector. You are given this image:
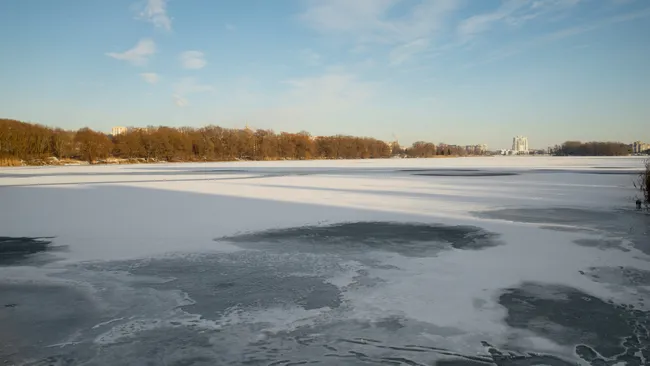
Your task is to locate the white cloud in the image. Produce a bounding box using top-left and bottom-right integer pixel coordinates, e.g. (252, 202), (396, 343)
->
(299, 0), (459, 44)
(173, 94), (188, 107)
(140, 73), (160, 84)
(225, 23), (237, 31)
(300, 48), (322, 66)
(465, 6), (650, 67)
(299, 0), (396, 35)
(172, 77), (214, 107)
(281, 73), (376, 108)
(106, 39), (156, 66)
(137, 0), (172, 31)
(457, 0), (582, 40)
(389, 38), (430, 65)
(230, 72), (381, 135)
(299, 0), (459, 68)
(349, 44), (369, 54)
(543, 6), (650, 41)
(180, 51), (207, 70)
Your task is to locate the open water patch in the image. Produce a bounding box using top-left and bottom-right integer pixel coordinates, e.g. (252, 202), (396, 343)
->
(217, 222), (503, 257)
(498, 282), (649, 365)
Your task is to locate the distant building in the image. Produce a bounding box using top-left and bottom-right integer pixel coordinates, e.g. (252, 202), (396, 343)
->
(464, 144), (488, 155)
(129, 127), (150, 133)
(110, 126), (152, 136)
(633, 141), (649, 154)
(111, 126), (128, 136)
(512, 136), (529, 154)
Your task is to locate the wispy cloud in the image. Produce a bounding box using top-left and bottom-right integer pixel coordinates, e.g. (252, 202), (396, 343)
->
(173, 94), (188, 107)
(389, 38), (429, 65)
(457, 0), (582, 41)
(180, 51), (207, 70)
(301, 0), (460, 43)
(140, 73), (160, 84)
(237, 72), (377, 132)
(300, 48), (322, 66)
(466, 6), (650, 67)
(282, 73), (376, 106)
(172, 77), (214, 107)
(137, 0), (172, 31)
(541, 6), (650, 41)
(299, 0), (397, 38)
(299, 0), (460, 66)
(225, 23), (237, 31)
(174, 77), (214, 95)
(106, 39), (156, 66)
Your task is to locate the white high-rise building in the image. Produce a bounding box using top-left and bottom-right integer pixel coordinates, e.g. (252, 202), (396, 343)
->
(512, 136), (529, 154)
(111, 126), (128, 136)
(633, 141), (649, 154)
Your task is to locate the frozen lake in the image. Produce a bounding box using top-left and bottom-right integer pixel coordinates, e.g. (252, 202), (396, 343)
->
(1, 157), (649, 366)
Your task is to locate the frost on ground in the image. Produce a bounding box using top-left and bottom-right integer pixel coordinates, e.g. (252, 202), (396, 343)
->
(0, 157), (648, 366)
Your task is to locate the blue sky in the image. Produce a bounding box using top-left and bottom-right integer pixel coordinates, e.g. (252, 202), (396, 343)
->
(1, 0), (648, 149)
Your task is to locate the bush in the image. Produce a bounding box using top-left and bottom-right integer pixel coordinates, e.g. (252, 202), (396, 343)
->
(635, 158), (650, 209)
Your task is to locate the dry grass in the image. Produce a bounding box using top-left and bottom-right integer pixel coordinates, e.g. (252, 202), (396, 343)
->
(0, 157), (23, 167)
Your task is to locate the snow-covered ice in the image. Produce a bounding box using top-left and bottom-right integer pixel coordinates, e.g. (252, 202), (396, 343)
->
(0, 156), (648, 366)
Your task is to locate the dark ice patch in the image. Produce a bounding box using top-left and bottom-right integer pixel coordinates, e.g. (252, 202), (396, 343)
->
(573, 238), (630, 252)
(435, 361), (492, 366)
(399, 169), (519, 177)
(217, 222), (502, 257)
(474, 208), (650, 255)
(0, 236), (56, 265)
(539, 225), (594, 233)
(414, 172), (519, 177)
(24, 327), (223, 366)
(400, 169), (481, 172)
(583, 266), (650, 288)
(115, 253), (343, 319)
(498, 282), (649, 362)
(473, 208), (617, 226)
(0, 283), (98, 365)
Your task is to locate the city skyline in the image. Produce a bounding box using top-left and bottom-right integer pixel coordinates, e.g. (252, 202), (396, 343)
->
(1, 0), (649, 148)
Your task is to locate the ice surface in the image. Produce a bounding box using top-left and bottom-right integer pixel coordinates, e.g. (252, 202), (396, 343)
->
(0, 157), (648, 365)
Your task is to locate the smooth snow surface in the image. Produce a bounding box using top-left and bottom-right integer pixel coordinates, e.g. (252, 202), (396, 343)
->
(1, 157), (648, 366)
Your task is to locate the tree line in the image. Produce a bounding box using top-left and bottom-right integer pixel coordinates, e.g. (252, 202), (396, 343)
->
(550, 141), (633, 156)
(2, 118), (640, 165)
(0, 118), (449, 164)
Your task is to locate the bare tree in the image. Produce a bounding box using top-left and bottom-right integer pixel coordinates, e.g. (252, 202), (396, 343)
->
(634, 159), (650, 210)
